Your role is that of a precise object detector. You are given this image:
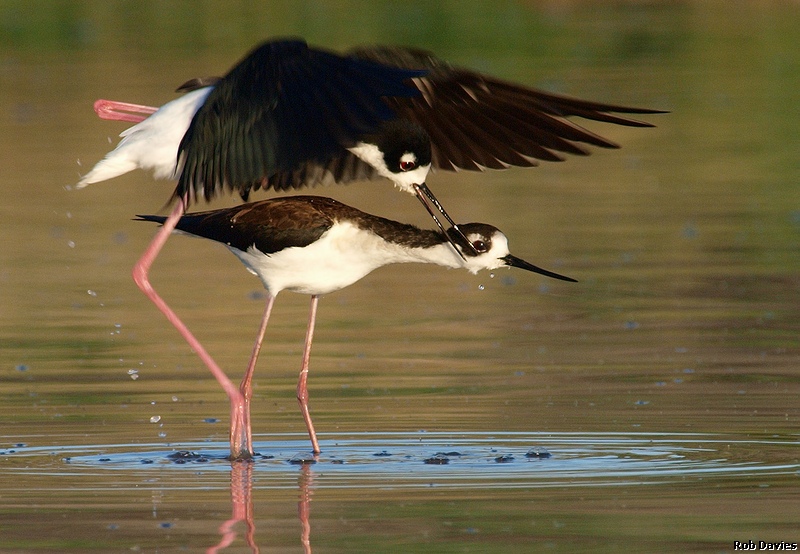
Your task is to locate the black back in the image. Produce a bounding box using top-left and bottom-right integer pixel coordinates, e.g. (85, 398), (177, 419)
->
(137, 196), (445, 255)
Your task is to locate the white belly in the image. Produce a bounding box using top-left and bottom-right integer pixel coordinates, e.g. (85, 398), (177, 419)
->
(229, 222), (425, 296)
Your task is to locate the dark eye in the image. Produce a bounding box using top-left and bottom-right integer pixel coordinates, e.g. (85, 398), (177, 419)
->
(399, 160), (416, 172)
(472, 239), (488, 253)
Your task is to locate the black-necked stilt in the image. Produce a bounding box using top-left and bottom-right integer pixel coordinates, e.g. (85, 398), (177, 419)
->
(80, 38), (663, 252)
(137, 195), (575, 458)
(78, 39), (660, 458)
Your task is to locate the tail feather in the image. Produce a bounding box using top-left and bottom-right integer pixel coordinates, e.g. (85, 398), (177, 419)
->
(76, 155), (138, 188)
(134, 214), (168, 225)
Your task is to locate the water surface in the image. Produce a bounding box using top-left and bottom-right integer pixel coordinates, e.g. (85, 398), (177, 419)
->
(1, 2), (798, 552)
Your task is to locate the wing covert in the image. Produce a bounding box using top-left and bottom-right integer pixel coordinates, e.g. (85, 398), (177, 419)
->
(174, 39), (424, 204)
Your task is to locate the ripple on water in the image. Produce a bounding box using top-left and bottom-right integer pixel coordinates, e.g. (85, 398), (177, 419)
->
(2, 432), (797, 490)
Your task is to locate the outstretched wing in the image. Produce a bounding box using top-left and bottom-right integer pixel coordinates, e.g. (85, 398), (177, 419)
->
(349, 45), (665, 171)
(172, 41), (664, 205)
(174, 39), (424, 204)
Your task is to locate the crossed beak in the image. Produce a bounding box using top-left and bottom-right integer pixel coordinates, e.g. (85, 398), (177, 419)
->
(412, 183), (477, 260)
(412, 182), (577, 283)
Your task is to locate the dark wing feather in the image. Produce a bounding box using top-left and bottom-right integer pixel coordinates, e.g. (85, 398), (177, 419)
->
(137, 195), (446, 254)
(174, 39), (424, 205)
(259, 151), (380, 193)
(175, 76), (221, 93)
(136, 197), (349, 254)
(349, 45), (665, 172)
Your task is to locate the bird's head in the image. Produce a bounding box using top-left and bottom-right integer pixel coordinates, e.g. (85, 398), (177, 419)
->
(446, 223), (577, 282)
(348, 119), (432, 194)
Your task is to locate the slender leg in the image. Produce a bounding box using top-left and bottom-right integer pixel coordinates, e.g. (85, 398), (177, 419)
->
(232, 293), (276, 456)
(298, 464), (314, 554)
(132, 195), (252, 460)
(207, 461), (258, 554)
(93, 99), (157, 122)
(297, 295), (321, 454)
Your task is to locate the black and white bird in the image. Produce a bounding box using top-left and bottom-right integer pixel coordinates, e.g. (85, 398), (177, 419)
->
(80, 38), (662, 251)
(78, 38), (660, 458)
(137, 195), (576, 458)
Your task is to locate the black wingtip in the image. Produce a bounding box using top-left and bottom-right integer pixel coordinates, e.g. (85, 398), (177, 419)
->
(175, 77), (221, 93)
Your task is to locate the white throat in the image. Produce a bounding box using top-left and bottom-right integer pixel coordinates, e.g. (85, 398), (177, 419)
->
(347, 142), (431, 195)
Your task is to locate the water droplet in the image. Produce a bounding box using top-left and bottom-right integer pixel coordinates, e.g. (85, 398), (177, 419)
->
(87, 290), (97, 297)
(67, 240), (75, 248)
(149, 415), (161, 423)
(478, 284), (485, 291)
(489, 272), (495, 279)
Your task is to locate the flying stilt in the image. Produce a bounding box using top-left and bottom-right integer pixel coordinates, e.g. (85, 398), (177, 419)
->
(79, 38), (663, 251)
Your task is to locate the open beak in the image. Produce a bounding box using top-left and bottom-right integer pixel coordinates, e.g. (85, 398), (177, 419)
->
(413, 183), (478, 260)
(502, 254), (577, 282)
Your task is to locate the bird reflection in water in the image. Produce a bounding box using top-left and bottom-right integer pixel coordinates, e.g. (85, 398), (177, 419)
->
(207, 459), (316, 553)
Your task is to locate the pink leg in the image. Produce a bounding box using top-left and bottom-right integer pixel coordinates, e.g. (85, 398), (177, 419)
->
(297, 295), (321, 454)
(132, 195), (252, 460)
(207, 461), (258, 554)
(298, 465), (314, 554)
(231, 293), (276, 456)
(94, 99), (158, 123)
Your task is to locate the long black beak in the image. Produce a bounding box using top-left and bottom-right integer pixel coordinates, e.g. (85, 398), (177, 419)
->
(413, 183), (478, 260)
(502, 254), (578, 282)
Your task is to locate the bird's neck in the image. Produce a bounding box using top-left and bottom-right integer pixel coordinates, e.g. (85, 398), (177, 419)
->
(390, 241), (464, 269)
(326, 222), (463, 271)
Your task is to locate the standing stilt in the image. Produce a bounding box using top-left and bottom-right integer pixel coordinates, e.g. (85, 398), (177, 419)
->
(232, 294), (276, 456)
